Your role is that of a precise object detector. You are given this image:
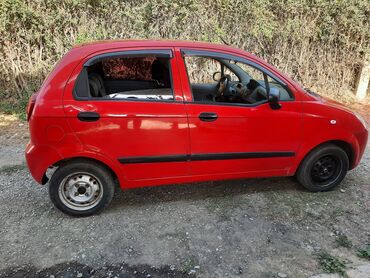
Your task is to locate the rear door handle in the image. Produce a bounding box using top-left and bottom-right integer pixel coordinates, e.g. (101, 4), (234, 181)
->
(199, 112), (218, 122)
(77, 112), (100, 122)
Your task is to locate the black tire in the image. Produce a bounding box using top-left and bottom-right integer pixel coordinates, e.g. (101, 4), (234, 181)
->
(49, 159), (115, 216)
(296, 144), (349, 192)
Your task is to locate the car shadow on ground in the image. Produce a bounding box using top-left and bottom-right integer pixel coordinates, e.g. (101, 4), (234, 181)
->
(108, 176), (305, 210)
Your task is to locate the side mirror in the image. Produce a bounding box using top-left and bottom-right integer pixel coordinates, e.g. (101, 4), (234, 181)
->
(213, 71), (222, 82)
(268, 87), (281, 110)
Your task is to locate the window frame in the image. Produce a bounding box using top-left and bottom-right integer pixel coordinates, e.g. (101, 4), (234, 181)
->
(73, 49), (176, 103)
(181, 49), (295, 107)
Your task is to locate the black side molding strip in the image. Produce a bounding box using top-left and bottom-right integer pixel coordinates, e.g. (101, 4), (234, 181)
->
(191, 152), (295, 161)
(118, 152), (295, 164)
(118, 155), (189, 164)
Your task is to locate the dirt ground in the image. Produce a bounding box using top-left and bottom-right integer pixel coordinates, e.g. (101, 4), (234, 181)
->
(0, 104), (369, 278)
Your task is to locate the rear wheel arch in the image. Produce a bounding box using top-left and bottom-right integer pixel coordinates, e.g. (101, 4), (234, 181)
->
(49, 158), (116, 216)
(52, 157), (120, 188)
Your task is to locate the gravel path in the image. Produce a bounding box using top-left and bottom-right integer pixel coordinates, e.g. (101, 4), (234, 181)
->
(0, 109), (369, 277)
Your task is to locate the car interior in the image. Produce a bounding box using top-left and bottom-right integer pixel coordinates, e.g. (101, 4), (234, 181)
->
(185, 57), (293, 104)
(77, 55), (292, 104)
(85, 56), (174, 101)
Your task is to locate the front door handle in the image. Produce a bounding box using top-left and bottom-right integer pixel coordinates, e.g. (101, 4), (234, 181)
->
(199, 112), (218, 122)
(77, 112), (100, 122)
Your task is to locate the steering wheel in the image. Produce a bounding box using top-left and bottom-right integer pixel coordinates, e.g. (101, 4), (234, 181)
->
(214, 74), (231, 101)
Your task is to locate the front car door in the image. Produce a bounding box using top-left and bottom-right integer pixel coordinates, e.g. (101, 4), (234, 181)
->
(63, 48), (190, 185)
(176, 48), (302, 178)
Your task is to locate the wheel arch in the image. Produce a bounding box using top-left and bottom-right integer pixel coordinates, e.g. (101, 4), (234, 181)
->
(295, 139), (355, 175)
(328, 140), (354, 169)
(49, 156), (123, 188)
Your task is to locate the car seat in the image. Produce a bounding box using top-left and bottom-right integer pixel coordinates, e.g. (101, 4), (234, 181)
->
(151, 60), (170, 88)
(88, 73), (107, 97)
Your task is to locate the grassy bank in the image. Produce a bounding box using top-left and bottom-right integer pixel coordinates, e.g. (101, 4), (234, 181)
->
(1, 0), (369, 114)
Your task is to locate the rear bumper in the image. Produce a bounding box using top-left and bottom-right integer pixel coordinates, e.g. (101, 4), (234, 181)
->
(25, 142), (62, 184)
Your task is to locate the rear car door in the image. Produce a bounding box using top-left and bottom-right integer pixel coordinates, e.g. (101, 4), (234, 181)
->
(63, 48), (190, 181)
(177, 49), (302, 177)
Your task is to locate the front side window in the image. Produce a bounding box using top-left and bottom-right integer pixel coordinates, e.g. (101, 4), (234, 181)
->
(74, 54), (173, 101)
(184, 54), (293, 105)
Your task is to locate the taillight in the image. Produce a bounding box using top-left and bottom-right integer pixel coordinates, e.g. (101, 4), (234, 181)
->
(26, 93), (37, 121)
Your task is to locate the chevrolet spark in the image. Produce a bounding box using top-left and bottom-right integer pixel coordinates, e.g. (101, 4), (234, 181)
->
(25, 40), (368, 216)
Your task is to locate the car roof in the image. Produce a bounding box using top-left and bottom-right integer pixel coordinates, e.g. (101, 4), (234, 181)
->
(73, 39), (236, 50)
(71, 39), (255, 59)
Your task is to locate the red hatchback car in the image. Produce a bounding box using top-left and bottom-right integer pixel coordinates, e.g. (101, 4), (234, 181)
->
(25, 40), (368, 216)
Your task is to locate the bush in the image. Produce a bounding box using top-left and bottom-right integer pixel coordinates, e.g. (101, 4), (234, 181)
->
(0, 0), (369, 109)
(357, 244), (370, 259)
(316, 251), (347, 276)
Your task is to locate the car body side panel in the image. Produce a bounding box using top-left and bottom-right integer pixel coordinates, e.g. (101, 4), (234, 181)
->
(290, 101), (368, 173)
(25, 40), (367, 190)
(175, 48), (304, 176)
(25, 49), (84, 184)
(62, 47), (191, 183)
(25, 114), (126, 185)
(184, 102), (303, 175)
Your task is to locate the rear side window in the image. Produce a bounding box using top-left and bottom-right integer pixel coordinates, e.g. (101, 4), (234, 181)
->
(74, 52), (173, 101)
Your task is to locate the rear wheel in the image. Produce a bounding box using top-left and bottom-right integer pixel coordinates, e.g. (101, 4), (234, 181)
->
(49, 160), (115, 216)
(296, 144), (349, 192)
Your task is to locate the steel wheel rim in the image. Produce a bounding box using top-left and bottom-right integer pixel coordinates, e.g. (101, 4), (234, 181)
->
(311, 155), (342, 186)
(58, 172), (104, 211)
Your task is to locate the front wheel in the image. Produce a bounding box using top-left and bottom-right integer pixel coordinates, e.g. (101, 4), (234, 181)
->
(49, 160), (115, 216)
(296, 144), (349, 192)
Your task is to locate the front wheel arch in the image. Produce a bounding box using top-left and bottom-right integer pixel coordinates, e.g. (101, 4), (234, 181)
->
(296, 140), (354, 173)
(296, 143), (350, 191)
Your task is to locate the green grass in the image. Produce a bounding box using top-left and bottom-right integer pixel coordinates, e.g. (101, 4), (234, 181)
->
(356, 244), (370, 259)
(316, 251), (347, 276)
(0, 98), (29, 121)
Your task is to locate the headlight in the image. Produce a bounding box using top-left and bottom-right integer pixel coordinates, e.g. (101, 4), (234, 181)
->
(353, 112), (367, 129)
